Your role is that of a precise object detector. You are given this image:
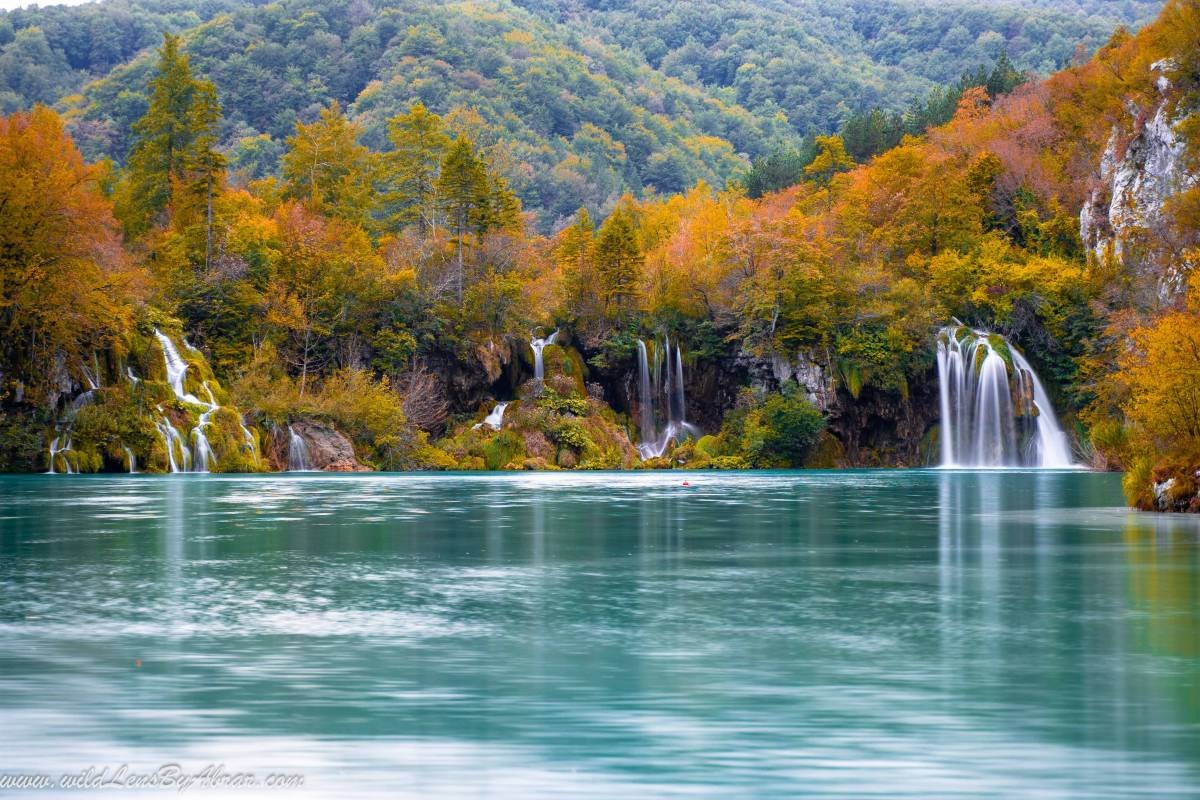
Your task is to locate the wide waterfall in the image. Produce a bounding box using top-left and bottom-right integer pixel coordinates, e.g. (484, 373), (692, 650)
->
(473, 402), (509, 431)
(287, 425), (314, 471)
(530, 329), (559, 381)
(936, 324), (1074, 468)
(635, 334), (700, 459)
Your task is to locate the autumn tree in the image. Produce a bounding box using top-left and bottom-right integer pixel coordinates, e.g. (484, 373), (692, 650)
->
(281, 102), (377, 226)
(0, 107), (134, 404)
(594, 206), (642, 314)
(1119, 309), (1200, 452)
(557, 207), (599, 323)
(265, 202), (384, 394)
(804, 134), (853, 209)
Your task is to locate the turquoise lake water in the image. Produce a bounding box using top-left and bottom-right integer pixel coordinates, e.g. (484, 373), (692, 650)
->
(0, 470), (1197, 797)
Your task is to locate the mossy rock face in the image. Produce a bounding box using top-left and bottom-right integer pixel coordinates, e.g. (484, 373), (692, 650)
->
(542, 345), (588, 396)
(483, 429), (526, 471)
(695, 435), (720, 460)
(434, 375), (637, 470)
(805, 431), (845, 468)
(40, 318), (266, 474)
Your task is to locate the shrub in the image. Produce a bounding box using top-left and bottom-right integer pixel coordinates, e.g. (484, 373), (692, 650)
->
(538, 387), (589, 416)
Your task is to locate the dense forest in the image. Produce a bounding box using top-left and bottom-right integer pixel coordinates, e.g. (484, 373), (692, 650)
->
(0, 0), (1197, 512)
(0, 0), (1163, 227)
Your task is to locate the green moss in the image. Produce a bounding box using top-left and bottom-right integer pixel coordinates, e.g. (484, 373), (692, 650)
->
(708, 455), (750, 470)
(694, 434), (720, 460)
(538, 387), (589, 416)
(839, 361), (863, 399)
(483, 429), (526, 471)
(551, 420), (592, 451)
(987, 334), (1015, 374)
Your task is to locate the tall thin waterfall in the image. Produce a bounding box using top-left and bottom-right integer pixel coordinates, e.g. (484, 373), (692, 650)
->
(636, 341), (654, 446)
(287, 425), (314, 471)
(635, 334), (700, 459)
(936, 324), (1074, 468)
(124, 446), (137, 473)
(530, 329), (559, 381)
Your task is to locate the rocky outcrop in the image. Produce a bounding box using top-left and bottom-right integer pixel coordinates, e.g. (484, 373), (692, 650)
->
(268, 420), (370, 472)
(742, 348), (836, 413)
(1080, 59), (1199, 302)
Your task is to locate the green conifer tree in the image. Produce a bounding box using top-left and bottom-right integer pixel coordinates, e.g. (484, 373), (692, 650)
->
(437, 136), (489, 306)
(594, 207), (642, 314)
(381, 103), (448, 235)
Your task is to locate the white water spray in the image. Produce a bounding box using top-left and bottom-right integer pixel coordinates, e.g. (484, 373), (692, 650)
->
(473, 401), (509, 431)
(287, 425), (314, 471)
(635, 334), (700, 459)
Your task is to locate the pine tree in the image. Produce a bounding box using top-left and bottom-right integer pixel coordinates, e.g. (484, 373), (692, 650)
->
(122, 34), (201, 236)
(557, 207), (599, 321)
(381, 103), (448, 235)
(486, 172), (522, 232)
(437, 136), (489, 306)
(986, 50), (1025, 98)
(181, 79), (225, 271)
(594, 207), (641, 314)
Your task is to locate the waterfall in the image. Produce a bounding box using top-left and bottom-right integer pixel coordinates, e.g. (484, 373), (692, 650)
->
(81, 354), (100, 391)
(156, 329), (194, 402)
(635, 335), (700, 459)
(287, 425), (314, 471)
(673, 344), (687, 423)
(191, 384), (219, 472)
(240, 416), (259, 462)
(45, 389), (94, 473)
(936, 324), (1074, 468)
(636, 341), (654, 445)
(124, 446), (137, 473)
(47, 434), (75, 474)
(530, 329), (559, 381)
(154, 329), (222, 473)
(473, 401), (509, 431)
(154, 408), (191, 473)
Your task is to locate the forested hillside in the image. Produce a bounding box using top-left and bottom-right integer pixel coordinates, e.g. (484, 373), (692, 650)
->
(0, 0), (1162, 227)
(0, 0), (1197, 513)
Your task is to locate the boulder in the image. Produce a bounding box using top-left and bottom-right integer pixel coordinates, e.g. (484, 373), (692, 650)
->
(269, 420), (371, 472)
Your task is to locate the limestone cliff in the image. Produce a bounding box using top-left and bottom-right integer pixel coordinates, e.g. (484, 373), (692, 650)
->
(1080, 58), (1199, 302)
